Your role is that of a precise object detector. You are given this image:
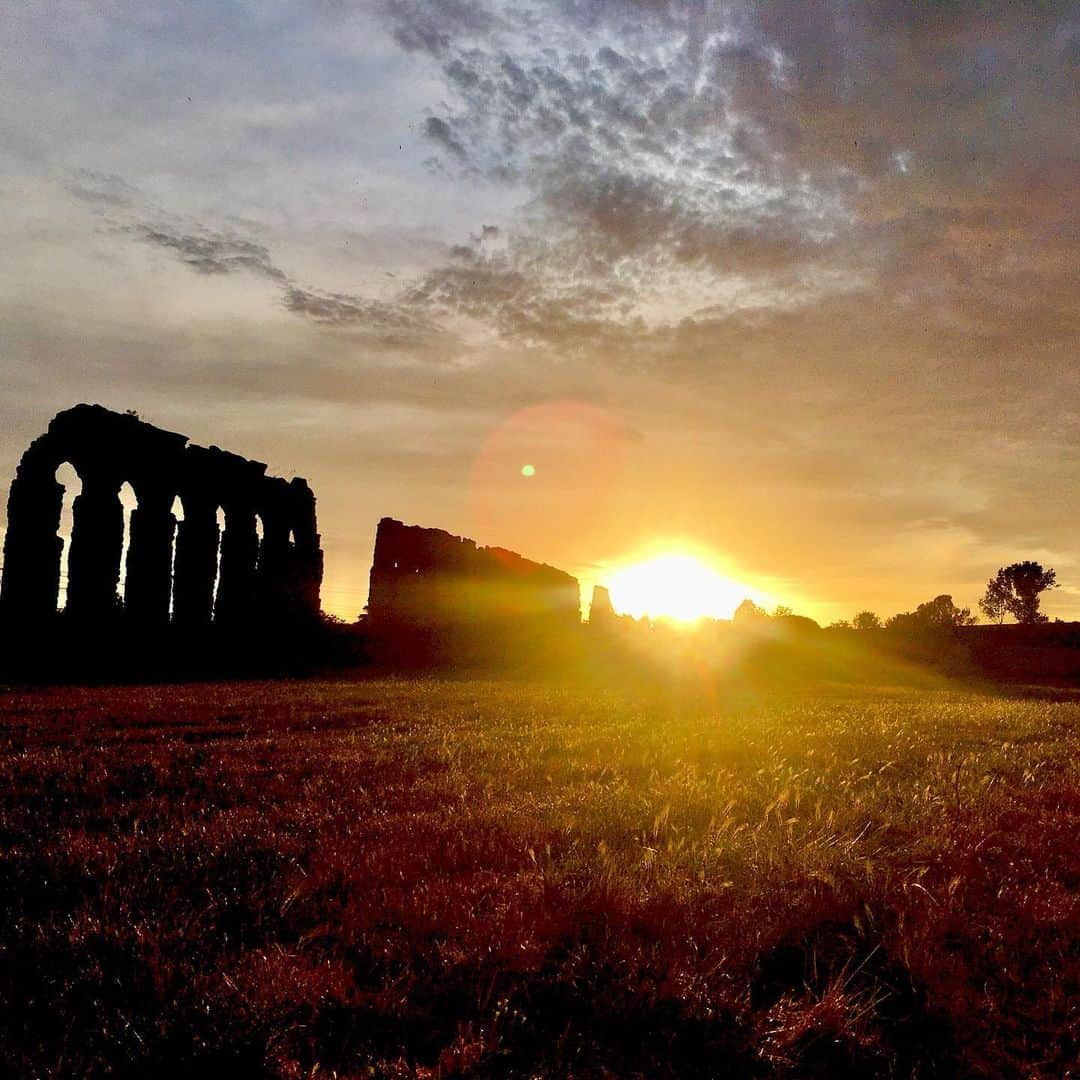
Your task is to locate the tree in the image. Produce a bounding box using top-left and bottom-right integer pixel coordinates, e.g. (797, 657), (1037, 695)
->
(887, 595), (975, 632)
(852, 610), (882, 630)
(978, 578), (1010, 625)
(922, 595), (974, 629)
(918, 594), (976, 629)
(772, 605), (793, 618)
(829, 619), (852, 630)
(980, 562), (1057, 625)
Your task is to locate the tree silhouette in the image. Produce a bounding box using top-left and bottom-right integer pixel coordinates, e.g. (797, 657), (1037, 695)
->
(980, 562), (1057, 625)
(887, 595), (975, 632)
(978, 578), (1010, 625)
(852, 610), (882, 630)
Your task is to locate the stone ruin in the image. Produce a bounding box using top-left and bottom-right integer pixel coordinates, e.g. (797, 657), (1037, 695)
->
(367, 517), (580, 631)
(0, 404), (323, 627)
(589, 584), (615, 624)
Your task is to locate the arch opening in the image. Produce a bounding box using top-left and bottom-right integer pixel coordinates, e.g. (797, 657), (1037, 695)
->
(117, 482), (137, 608)
(254, 513), (265, 575)
(211, 506), (226, 622)
(54, 462), (82, 613)
(168, 494), (184, 622)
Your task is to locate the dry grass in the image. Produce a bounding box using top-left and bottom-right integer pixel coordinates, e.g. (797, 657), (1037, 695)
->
(0, 677), (1077, 1076)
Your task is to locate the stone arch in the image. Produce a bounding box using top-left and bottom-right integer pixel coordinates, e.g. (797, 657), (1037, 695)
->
(215, 504), (263, 625)
(1, 405), (324, 629)
(125, 475), (182, 627)
(172, 487), (220, 628)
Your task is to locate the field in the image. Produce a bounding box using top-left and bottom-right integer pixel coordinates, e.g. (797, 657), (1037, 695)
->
(0, 678), (1077, 1077)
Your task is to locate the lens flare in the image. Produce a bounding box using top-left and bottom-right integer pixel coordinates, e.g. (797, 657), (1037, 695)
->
(469, 400), (630, 552)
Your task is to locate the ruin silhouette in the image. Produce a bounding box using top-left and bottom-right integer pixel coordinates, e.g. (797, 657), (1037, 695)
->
(589, 584), (615, 624)
(368, 517), (580, 632)
(0, 405), (323, 627)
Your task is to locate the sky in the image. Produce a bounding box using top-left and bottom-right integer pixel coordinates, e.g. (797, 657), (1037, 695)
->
(1, 0), (1077, 623)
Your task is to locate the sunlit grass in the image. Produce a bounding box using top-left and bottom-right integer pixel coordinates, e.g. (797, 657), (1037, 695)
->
(0, 679), (1076, 1075)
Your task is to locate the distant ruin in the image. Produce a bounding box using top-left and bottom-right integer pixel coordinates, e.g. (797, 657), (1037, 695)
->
(368, 518), (580, 634)
(0, 405), (323, 627)
(589, 584), (615, 624)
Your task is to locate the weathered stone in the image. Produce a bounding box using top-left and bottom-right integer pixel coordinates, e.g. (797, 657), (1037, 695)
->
(65, 466), (124, 621)
(367, 517), (580, 630)
(0, 440), (65, 623)
(0, 404), (324, 629)
(212, 449), (267, 626)
(124, 485), (177, 626)
(173, 498), (220, 628)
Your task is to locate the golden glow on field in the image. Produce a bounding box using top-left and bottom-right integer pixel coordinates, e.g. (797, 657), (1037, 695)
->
(605, 551), (771, 623)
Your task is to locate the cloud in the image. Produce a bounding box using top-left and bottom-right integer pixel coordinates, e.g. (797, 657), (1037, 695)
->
(133, 224), (287, 281)
(282, 285), (448, 349)
(377, 0), (1076, 358)
(423, 116), (467, 160)
(129, 218), (441, 344)
(382, 0), (502, 55)
(55, 2), (1077, 379)
(64, 168), (140, 210)
(62, 174), (452, 349)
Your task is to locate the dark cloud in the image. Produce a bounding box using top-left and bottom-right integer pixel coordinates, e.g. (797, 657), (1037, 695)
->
(423, 116), (467, 160)
(381, 0), (501, 55)
(282, 285), (448, 350)
(83, 190), (452, 349)
(133, 224), (287, 281)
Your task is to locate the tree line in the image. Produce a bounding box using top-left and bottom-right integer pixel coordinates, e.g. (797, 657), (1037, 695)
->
(829, 561), (1058, 631)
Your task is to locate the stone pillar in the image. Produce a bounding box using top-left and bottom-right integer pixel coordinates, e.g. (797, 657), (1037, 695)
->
(0, 455), (65, 622)
(124, 486), (177, 626)
(589, 584), (615, 624)
(298, 545), (324, 620)
(257, 513), (291, 620)
(65, 467), (124, 622)
(288, 480), (323, 620)
(215, 505), (259, 624)
(172, 500), (219, 627)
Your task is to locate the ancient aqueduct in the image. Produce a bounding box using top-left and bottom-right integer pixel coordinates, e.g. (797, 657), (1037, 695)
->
(0, 405), (323, 626)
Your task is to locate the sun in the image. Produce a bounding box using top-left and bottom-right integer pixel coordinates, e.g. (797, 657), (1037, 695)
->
(604, 552), (763, 624)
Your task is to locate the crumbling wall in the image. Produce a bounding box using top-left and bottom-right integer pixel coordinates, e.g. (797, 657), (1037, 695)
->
(368, 517), (580, 631)
(0, 404), (323, 627)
